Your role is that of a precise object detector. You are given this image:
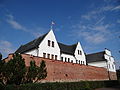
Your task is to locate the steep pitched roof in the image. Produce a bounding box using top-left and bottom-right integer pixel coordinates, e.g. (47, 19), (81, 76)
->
(86, 51), (106, 63)
(58, 42), (77, 55)
(15, 30), (78, 55)
(15, 33), (48, 53)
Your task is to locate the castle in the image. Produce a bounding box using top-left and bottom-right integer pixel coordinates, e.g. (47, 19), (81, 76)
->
(5, 29), (117, 82)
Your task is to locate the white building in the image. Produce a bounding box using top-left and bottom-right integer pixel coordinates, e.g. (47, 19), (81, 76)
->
(16, 29), (86, 65)
(15, 29), (116, 72)
(86, 49), (116, 72)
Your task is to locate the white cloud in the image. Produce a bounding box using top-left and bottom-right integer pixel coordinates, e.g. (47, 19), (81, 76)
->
(81, 14), (91, 20)
(112, 5), (120, 11)
(72, 17), (112, 44)
(6, 14), (46, 38)
(0, 40), (15, 58)
(76, 3), (119, 44)
(6, 14), (27, 31)
(117, 20), (120, 23)
(95, 16), (105, 25)
(83, 33), (106, 44)
(100, 5), (113, 12)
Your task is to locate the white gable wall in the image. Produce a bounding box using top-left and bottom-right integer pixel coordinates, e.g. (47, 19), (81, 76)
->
(74, 42), (86, 65)
(104, 49), (116, 72)
(38, 30), (61, 60)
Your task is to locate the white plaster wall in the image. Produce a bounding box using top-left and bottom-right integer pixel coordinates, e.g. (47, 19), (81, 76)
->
(74, 42), (86, 65)
(105, 54), (116, 72)
(60, 53), (76, 63)
(88, 61), (107, 68)
(89, 53), (116, 72)
(25, 49), (38, 56)
(38, 30), (61, 60)
(105, 49), (111, 56)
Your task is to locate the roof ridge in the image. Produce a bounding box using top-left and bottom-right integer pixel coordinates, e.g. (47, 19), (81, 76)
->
(58, 42), (77, 46)
(86, 51), (105, 55)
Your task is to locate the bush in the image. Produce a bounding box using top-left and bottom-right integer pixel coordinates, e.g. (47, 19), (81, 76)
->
(5, 80), (119, 90)
(0, 82), (5, 90)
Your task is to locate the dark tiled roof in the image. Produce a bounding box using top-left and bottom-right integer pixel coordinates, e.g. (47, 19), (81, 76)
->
(15, 32), (77, 55)
(86, 51), (106, 63)
(15, 33), (48, 53)
(58, 42), (77, 55)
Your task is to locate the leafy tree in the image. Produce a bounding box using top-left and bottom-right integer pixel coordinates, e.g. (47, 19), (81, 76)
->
(0, 53), (5, 84)
(116, 69), (120, 81)
(0, 53), (2, 60)
(26, 60), (38, 83)
(36, 60), (47, 82)
(5, 53), (26, 85)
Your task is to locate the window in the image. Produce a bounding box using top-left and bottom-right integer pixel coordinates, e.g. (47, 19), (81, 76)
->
(108, 64), (110, 68)
(80, 50), (82, 55)
(55, 55), (57, 60)
(43, 53), (46, 58)
(61, 57), (63, 61)
(71, 60), (73, 63)
(68, 58), (70, 62)
(81, 61), (82, 64)
(48, 40), (50, 46)
(83, 61), (84, 65)
(78, 50), (79, 55)
(52, 41), (54, 47)
(51, 54), (54, 60)
(112, 64), (114, 69)
(76, 60), (78, 64)
(47, 54), (50, 59)
(65, 57), (67, 62)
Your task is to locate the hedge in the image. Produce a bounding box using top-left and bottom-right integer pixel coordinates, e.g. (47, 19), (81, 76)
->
(0, 80), (119, 90)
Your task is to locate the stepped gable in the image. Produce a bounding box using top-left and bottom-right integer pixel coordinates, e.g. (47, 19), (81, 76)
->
(86, 51), (106, 63)
(15, 33), (48, 53)
(58, 42), (77, 55)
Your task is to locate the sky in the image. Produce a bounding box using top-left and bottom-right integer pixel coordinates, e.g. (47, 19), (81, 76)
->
(0, 0), (120, 69)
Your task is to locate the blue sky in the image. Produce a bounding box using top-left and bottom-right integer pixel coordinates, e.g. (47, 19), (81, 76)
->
(0, 0), (120, 69)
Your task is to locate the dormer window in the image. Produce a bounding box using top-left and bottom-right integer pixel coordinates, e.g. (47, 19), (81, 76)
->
(52, 41), (54, 47)
(48, 40), (50, 46)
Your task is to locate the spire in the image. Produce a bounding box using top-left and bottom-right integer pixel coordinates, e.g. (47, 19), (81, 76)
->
(50, 21), (55, 30)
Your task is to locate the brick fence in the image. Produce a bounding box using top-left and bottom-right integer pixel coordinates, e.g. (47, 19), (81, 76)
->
(5, 54), (117, 82)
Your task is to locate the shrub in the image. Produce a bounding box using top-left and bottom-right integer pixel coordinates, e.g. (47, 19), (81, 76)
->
(5, 80), (119, 90)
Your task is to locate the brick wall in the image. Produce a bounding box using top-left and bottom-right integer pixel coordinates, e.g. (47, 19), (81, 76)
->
(5, 54), (117, 82)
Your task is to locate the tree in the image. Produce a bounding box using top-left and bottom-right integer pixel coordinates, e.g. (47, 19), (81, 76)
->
(0, 53), (2, 60)
(116, 69), (120, 81)
(26, 60), (38, 83)
(36, 60), (47, 82)
(0, 53), (5, 84)
(5, 53), (26, 85)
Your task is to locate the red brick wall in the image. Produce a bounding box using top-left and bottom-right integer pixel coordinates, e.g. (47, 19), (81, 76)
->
(4, 54), (117, 82)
